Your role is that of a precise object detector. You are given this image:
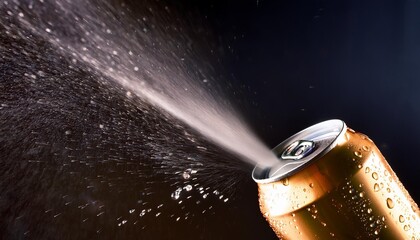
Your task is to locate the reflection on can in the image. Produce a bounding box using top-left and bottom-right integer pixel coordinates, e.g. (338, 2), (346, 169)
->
(253, 120), (419, 239)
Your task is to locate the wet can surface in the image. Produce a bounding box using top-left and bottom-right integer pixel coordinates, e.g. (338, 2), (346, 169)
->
(252, 120), (420, 239)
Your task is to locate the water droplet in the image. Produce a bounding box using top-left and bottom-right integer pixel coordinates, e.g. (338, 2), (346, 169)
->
(354, 151), (363, 158)
(386, 198), (394, 209)
(182, 170), (191, 179)
(374, 183), (380, 192)
(184, 185), (192, 191)
(399, 215), (405, 223)
(202, 193), (208, 199)
(374, 229), (379, 235)
(372, 172), (378, 180)
(171, 188), (182, 200)
(357, 164), (363, 169)
(134, 66), (139, 71)
(359, 192), (364, 198)
(282, 178), (289, 186)
(303, 188), (306, 192)
(386, 188), (391, 193)
(99, 124), (104, 129)
(65, 130), (72, 135)
(365, 167), (371, 173)
(129, 209), (135, 214)
(309, 183), (314, 188)
(367, 208), (373, 214)
(404, 225), (411, 231)
(362, 145), (370, 151)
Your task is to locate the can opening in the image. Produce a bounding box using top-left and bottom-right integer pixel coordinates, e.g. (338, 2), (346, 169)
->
(280, 140), (316, 160)
(252, 119), (346, 184)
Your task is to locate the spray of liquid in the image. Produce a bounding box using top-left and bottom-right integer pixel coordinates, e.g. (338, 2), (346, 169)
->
(1, 1), (278, 238)
(3, 0), (277, 167)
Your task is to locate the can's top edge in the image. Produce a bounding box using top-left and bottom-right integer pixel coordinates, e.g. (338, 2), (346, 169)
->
(252, 119), (347, 184)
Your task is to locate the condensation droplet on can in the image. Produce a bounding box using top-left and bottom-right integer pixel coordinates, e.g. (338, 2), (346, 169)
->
(282, 178), (289, 186)
(354, 151), (362, 158)
(399, 215), (405, 223)
(374, 183), (380, 192)
(362, 145), (370, 151)
(386, 198), (394, 209)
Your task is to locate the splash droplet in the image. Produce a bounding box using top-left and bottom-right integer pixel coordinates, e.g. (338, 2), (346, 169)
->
(374, 183), (380, 192)
(372, 172), (378, 180)
(365, 167), (371, 173)
(171, 187), (182, 200)
(184, 185), (192, 191)
(182, 170), (191, 179)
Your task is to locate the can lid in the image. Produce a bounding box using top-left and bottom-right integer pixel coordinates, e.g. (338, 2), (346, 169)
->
(252, 119), (346, 183)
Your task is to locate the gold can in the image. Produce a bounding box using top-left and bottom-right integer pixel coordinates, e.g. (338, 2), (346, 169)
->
(252, 120), (420, 239)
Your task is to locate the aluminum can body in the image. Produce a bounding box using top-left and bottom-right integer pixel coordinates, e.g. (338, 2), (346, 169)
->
(253, 120), (420, 239)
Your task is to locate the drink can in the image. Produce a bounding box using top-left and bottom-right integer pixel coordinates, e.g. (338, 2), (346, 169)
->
(252, 119), (420, 239)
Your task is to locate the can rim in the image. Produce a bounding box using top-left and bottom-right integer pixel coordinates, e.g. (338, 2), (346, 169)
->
(252, 119), (347, 184)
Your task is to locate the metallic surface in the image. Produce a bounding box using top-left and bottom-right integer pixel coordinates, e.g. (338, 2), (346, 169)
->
(255, 120), (420, 239)
(253, 120), (345, 184)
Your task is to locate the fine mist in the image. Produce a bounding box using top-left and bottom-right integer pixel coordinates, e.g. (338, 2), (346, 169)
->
(4, 0), (277, 167)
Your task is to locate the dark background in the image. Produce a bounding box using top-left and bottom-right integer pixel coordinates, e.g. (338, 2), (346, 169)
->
(1, 0), (420, 239)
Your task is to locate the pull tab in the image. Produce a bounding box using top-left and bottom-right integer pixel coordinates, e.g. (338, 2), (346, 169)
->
(281, 140), (315, 160)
